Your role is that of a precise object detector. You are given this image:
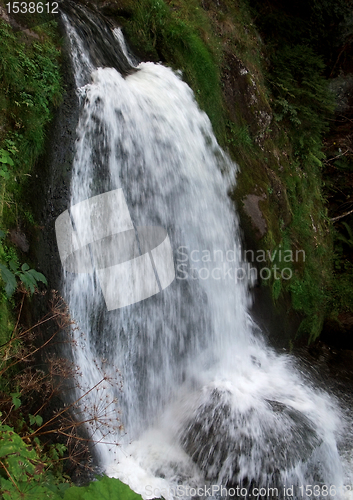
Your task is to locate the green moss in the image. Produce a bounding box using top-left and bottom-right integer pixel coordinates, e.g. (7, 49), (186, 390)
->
(0, 0), (341, 350)
(0, 18), (62, 227)
(0, 295), (13, 347)
(0, 9), (62, 386)
(119, 0), (224, 136)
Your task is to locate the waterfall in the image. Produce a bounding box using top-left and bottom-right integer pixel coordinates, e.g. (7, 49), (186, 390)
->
(57, 6), (352, 499)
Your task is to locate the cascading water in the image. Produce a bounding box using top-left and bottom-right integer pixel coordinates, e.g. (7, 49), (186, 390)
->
(58, 5), (352, 499)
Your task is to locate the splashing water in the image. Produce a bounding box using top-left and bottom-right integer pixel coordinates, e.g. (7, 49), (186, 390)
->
(59, 11), (352, 499)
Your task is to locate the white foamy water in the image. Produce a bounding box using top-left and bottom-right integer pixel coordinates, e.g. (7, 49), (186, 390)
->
(60, 14), (352, 499)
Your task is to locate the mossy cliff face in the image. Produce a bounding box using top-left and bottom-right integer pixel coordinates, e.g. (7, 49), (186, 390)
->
(73, 0), (345, 344)
(0, 2), (62, 345)
(2, 0), (349, 345)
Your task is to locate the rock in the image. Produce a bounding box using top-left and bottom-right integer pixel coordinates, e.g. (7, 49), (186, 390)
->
(99, 1), (133, 18)
(9, 228), (29, 253)
(242, 193), (267, 238)
(329, 74), (353, 115)
(221, 52), (272, 144)
(179, 387), (322, 492)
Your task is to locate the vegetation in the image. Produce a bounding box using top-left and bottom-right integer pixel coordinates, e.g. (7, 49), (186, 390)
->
(0, 9), (62, 334)
(1, 0), (353, 496)
(0, 417), (141, 499)
(108, 0), (353, 342)
(0, 288), (135, 499)
(247, 0), (353, 340)
(0, 6), (139, 498)
(114, 0), (224, 136)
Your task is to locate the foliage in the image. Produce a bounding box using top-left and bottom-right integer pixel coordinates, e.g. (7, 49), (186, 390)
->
(119, 0), (224, 136)
(248, 0), (353, 75)
(0, 230), (47, 302)
(0, 291), (129, 498)
(0, 420), (141, 500)
(0, 17), (62, 228)
(119, 0), (343, 341)
(269, 45), (334, 165)
(0, 150), (14, 181)
(0, 8), (62, 396)
(0, 260), (47, 297)
(335, 222), (353, 248)
(0, 420), (66, 500)
(62, 475), (143, 500)
(227, 122), (254, 151)
(241, 0), (353, 341)
(327, 268), (353, 315)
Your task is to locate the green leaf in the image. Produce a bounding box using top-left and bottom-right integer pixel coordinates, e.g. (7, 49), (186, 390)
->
(63, 477), (143, 500)
(29, 414), (43, 427)
(10, 392), (21, 410)
(0, 167), (10, 180)
(27, 269), (48, 286)
(1, 479), (64, 500)
(0, 149), (14, 166)
(0, 426), (37, 483)
(63, 486), (84, 500)
(272, 278), (282, 300)
(21, 263), (30, 272)
(19, 273), (36, 294)
(21, 272), (37, 286)
(49, 443), (66, 460)
(9, 260), (19, 272)
(0, 264), (17, 296)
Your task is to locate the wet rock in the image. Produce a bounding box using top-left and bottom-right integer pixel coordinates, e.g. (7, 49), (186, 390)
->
(179, 387), (321, 492)
(60, 1), (136, 76)
(242, 193), (267, 238)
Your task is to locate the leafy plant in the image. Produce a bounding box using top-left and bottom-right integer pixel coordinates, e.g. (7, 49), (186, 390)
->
(0, 290), (127, 497)
(227, 121), (253, 150)
(0, 423), (141, 500)
(63, 475), (143, 500)
(272, 278), (282, 300)
(270, 45), (334, 162)
(0, 417), (142, 500)
(0, 260), (47, 296)
(0, 18), (62, 230)
(29, 414), (43, 427)
(0, 150), (14, 167)
(0, 422), (51, 500)
(0, 149), (14, 181)
(10, 392), (21, 410)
